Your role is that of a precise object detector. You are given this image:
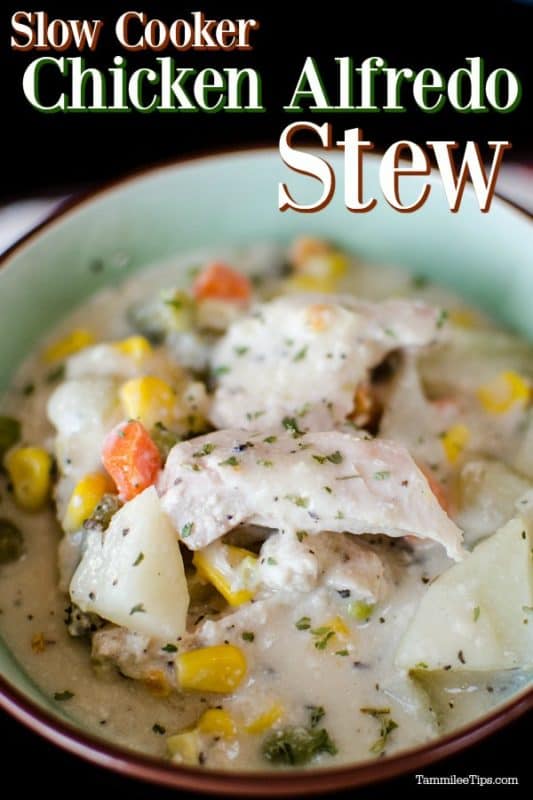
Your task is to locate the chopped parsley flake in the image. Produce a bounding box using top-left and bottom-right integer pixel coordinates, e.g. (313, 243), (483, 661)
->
(307, 705), (325, 728)
(323, 486), (332, 494)
(257, 459), (273, 468)
(193, 443), (216, 457)
(213, 365), (230, 377)
(296, 530), (308, 542)
(132, 552), (144, 567)
(361, 707), (398, 754)
(218, 456), (240, 467)
(267, 557), (277, 566)
(234, 346), (249, 356)
(293, 345), (308, 362)
(263, 435), (277, 444)
(54, 690), (74, 701)
(181, 522), (195, 538)
(242, 631), (255, 642)
(312, 626), (335, 650)
(285, 494), (309, 508)
(152, 723), (166, 735)
(436, 309), (449, 329)
(162, 643), (178, 653)
(129, 603), (146, 615)
(295, 616), (311, 630)
(473, 606), (480, 622)
(246, 410), (266, 421)
(335, 510), (345, 520)
(414, 662), (429, 670)
(282, 416), (304, 437)
(312, 450), (343, 465)
(374, 471), (391, 480)
(335, 649), (349, 657)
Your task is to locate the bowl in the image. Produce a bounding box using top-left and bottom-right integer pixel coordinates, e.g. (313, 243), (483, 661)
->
(0, 149), (532, 795)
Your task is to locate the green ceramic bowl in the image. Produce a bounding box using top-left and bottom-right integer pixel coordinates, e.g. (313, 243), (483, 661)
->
(0, 150), (532, 795)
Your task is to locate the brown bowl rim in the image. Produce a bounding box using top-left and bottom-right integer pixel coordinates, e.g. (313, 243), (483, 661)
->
(0, 146), (532, 795)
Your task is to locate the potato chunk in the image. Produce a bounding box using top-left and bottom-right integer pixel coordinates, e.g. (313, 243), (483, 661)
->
(395, 517), (533, 672)
(70, 486), (188, 641)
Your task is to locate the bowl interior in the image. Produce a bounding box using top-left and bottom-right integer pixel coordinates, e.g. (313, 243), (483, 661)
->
(0, 149), (532, 762)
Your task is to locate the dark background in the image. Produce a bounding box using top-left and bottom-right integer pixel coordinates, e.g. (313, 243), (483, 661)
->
(1, 0), (532, 795)
(1, 0), (532, 201)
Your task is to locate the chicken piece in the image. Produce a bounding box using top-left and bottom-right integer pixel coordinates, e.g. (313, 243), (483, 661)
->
(258, 530), (387, 601)
(209, 295), (445, 431)
(158, 429), (463, 560)
(91, 625), (177, 688)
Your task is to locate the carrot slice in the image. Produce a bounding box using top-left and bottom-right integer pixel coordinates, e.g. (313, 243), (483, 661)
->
(193, 262), (252, 303)
(102, 420), (162, 501)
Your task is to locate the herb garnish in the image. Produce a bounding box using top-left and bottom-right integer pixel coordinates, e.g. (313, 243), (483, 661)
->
(282, 416), (304, 437)
(473, 606), (480, 622)
(181, 521), (195, 538)
(129, 603), (146, 615)
(264, 435), (277, 444)
(311, 626), (335, 650)
(54, 690), (74, 701)
(193, 443), (215, 457)
(213, 365), (230, 377)
(257, 459), (273, 468)
(262, 726), (337, 765)
(293, 345), (308, 362)
(295, 616), (311, 630)
(242, 631), (255, 642)
(162, 643), (178, 653)
(133, 552), (144, 567)
(373, 471), (390, 480)
(234, 346), (249, 356)
(218, 456), (240, 467)
(285, 494), (309, 508)
(152, 723), (166, 735)
(436, 309), (449, 329)
(312, 450), (343, 465)
(307, 705), (325, 728)
(361, 707), (398, 754)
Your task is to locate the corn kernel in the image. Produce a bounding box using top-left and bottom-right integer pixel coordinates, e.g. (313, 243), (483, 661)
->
(113, 336), (153, 362)
(119, 375), (176, 429)
(289, 237), (330, 269)
(43, 328), (95, 363)
(304, 252), (348, 282)
(4, 446), (51, 511)
(441, 424), (470, 464)
(193, 543), (258, 607)
(176, 644), (247, 694)
(245, 703), (284, 734)
(477, 371), (530, 415)
(166, 730), (200, 764)
(62, 472), (115, 533)
(142, 669), (172, 698)
(197, 708), (237, 739)
(327, 616), (350, 639)
(448, 309), (479, 329)
(283, 274), (336, 294)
